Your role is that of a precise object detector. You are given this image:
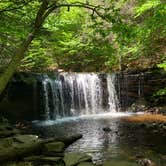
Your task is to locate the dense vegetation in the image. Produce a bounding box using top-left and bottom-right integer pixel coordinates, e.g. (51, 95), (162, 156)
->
(0, 0), (165, 94)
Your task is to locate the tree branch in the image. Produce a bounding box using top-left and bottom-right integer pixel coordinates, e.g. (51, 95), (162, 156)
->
(0, 0), (33, 13)
(47, 2), (109, 21)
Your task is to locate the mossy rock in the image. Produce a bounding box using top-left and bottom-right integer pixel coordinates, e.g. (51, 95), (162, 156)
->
(13, 134), (39, 143)
(64, 152), (92, 166)
(24, 155), (63, 163)
(43, 141), (65, 154)
(2, 162), (33, 166)
(103, 160), (139, 166)
(77, 162), (96, 166)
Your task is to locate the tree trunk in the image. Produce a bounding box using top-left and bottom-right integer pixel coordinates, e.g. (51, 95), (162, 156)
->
(0, 32), (36, 95)
(0, 0), (49, 96)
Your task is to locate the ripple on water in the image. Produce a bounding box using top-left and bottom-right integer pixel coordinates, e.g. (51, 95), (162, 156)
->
(32, 112), (166, 165)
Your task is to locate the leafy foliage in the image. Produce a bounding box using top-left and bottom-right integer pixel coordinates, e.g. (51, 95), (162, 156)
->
(0, 0), (165, 72)
(0, 0), (40, 70)
(152, 87), (166, 105)
(154, 88), (166, 97)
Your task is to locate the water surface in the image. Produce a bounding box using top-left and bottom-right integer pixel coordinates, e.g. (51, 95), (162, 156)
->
(33, 113), (166, 165)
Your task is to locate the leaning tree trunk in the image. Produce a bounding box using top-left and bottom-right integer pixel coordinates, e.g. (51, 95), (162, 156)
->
(0, 31), (36, 95)
(0, 0), (50, 96)
(0, 0), (103, 96)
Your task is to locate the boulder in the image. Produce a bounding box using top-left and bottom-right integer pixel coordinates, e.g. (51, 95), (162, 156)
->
(0, 134), (39, 151)
(3, 162), (33, 166)
(13, 134), (39, 143)
(0, 137), (14, 149)
(77, 162), (96, 166)
(103, 160), (139, 166)
(128, 99), (147, 112)
(0, 125), (20, 138)
(138, 158), (157, 166)
(0, 134), (82, 163)
(64, 152), (92, 166)
(24, 155), (63, 164)
(42, 141), (65, 156)
(103, 127), (112, 132)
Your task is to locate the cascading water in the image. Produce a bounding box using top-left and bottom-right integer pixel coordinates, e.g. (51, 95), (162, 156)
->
(107, 74), (119, 112)
(42, 73), (119, 120)
(42, 75), (51, 120)
(62, 73), (103, 115)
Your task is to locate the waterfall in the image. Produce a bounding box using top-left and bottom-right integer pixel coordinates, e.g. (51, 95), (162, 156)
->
(107, 74), (119, 112)
(42, 75), (51, 120)
(42, 73), (119, 120)
(62, 73), (103, 115)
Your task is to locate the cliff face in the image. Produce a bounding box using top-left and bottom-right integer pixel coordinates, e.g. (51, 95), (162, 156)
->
(117, 71), (166, 108)
(0, 73), (43, 121)
(0, 70), (165, 121)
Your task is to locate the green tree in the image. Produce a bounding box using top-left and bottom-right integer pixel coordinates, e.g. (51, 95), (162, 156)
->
(0, 0), (111, 95)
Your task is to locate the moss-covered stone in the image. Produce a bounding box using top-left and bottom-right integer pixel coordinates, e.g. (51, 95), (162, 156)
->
(103, 161), (139, 166)
(43, 141), (65, 153)
(24, 155), (62, 163)
(64, 152), (92, 166)
(77, 162), (96, 166)
(13, 134), (39, 143)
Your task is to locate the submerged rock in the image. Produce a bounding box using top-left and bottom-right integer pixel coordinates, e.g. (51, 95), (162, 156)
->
(103, 127), (112, 132)
(64, 152), (92, 166)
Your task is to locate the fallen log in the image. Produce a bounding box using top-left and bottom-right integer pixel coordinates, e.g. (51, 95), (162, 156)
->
(0, 134), (82, 163)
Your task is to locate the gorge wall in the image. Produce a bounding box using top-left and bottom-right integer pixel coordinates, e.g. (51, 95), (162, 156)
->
(0, 70), (165, 121)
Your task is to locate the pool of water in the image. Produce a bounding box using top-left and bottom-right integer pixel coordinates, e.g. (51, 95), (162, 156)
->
(32, 113), (166, 165)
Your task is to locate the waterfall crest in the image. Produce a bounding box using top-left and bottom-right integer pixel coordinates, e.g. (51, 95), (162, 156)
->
(42, 73), (119, 120)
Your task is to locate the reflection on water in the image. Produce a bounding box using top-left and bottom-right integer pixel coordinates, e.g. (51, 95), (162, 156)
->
(33, 113), (166, 165)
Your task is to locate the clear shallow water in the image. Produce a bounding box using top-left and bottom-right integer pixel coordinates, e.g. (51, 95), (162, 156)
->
(32, 113), (166, 165)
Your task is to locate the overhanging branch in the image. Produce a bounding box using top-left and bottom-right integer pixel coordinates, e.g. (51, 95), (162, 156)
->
(47, 2), (109, 21)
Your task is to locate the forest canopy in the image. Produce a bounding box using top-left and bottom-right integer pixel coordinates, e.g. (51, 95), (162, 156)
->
(0, 0), (166, 72)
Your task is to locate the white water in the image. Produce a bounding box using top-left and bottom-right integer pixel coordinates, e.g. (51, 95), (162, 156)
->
(33, 112), (145, 126)
(42, 75), (51, 120)
(107, 74), (119, 112)
(62, 73), (103, 115)
(42, 73), (119, 120)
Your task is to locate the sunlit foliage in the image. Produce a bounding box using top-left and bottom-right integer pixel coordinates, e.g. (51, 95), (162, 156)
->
(0, 0), (165, 72)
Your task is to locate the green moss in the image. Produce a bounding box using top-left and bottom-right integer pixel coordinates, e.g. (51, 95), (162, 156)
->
(2, 162), (33, 166)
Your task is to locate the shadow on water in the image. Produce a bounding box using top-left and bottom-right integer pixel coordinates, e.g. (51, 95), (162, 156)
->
(32, 113), (166, 165)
